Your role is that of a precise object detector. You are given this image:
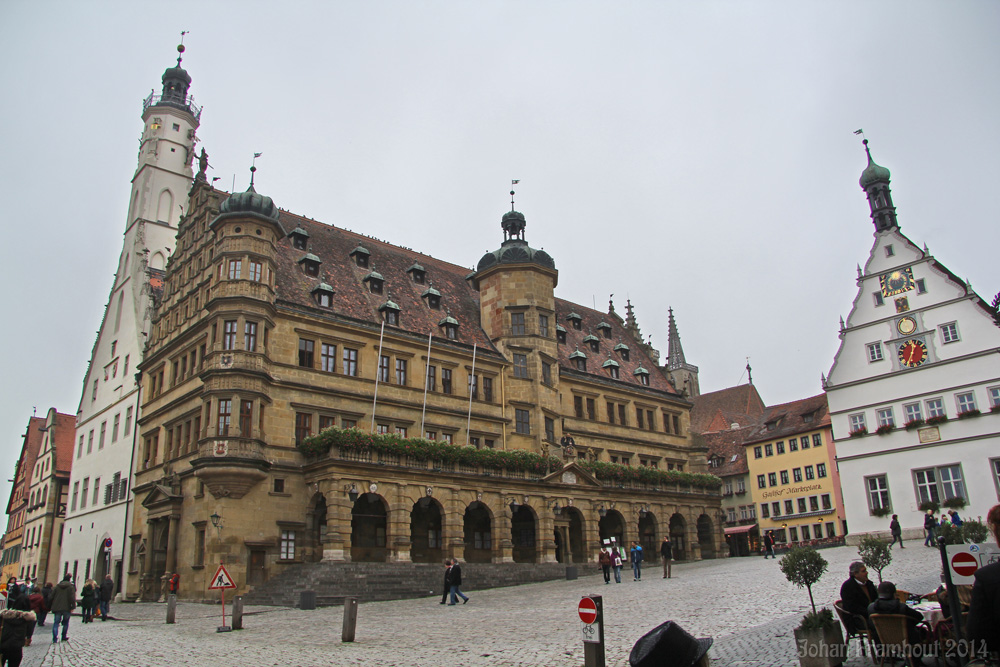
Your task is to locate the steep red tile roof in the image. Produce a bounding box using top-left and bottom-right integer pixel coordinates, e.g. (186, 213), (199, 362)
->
(700, 424), (757, 477)
(690, 384), (765, 434)
(5, 417), (45, 514)
(745, 393), (830, 445)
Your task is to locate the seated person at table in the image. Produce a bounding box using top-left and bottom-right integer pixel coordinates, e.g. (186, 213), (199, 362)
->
(919, 585), (951, 621)
(966, 503), (1000, 655)
(840, 561), (878, 630)
(867, 581), (927, 644)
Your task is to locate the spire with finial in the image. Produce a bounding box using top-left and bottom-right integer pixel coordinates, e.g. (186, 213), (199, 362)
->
(666, 307), (687, 370)
(746, 358), (753, 385)
(858, 138), (898, 232)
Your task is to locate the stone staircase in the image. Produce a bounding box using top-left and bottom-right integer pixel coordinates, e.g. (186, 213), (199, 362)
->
(241, 561), (573, 607)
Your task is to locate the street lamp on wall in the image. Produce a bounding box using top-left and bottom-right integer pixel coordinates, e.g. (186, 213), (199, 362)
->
(346, 484), (359, 503)
(551, 502), (562, 516)
(598, 505), (607, 518)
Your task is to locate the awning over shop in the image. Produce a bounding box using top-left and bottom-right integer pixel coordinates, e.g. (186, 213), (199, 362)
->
(724, 524), (758, 536)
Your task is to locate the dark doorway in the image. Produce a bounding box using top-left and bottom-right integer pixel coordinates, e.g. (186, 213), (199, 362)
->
(510, 505), (537, 563)
(309, 494), (327, 562)
(669, 513), (687, 560)
(638, 513), (657, 555)
(410, 498), (443, 564)
(564, 507), (585, 563)
(351, 493), (388, 562)
(697, 514), (716, 559)
(248, 549), (266, 586)
(463, 502), (493, 563)
(599, 510), (626, 557)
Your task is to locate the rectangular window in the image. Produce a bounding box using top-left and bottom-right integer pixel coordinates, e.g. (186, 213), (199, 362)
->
(801, 525), (811, 541)
(513, 353), (528, 378)
(81, 478), (89, 509)
(194, 527), (205, 567)
(99, 422), (106, 450)
(940, 322), (960, 344)
(295, 413), (312, 445)
(544, 416), (555, 442)
(804, 465), (815, 480)
(217, 399), (232, 436)
(873, 292), (884, 306)
(77, 434), (84, 458)
(538, 314), (549, 338)
(768, 472), (777, 487)
(342, 348), (358, 376)
(809, 496), (820, 512)
(991, 458), (1000, 498)
(867, 342), (884, 362)
(607, 402), (616, 424)
(772, 502), (781, 517)
(511, 312), (525, 336)
(822, 494), (832, 510)
(93, 478), (101, 507)
(784, 499), (794, 515)
(442, 433), (453, 444)
(780, 470), (789, 485)
(789, 527), (799, 542)
(849, 413), (867, 433)
(776, 441), (785, 455)
(764, 443), (773, 456)
(812, 433), (822, 447)
(817, 463), (827, 478)
(378, 355), (390, 382)
(112, 414), (120, 442)
(541, 362), (552, 385)
(797, 498), (807, 513)
(228, 259), (241, 280)
(395, 359), (407, 385)
(515, 409), (530, 434)
(441, 368), (452, 394)
(321, 343), (336, 372)
(468, 374), (478, 399)
(956, 392), (977, 414)
(646, 410), (655, 431)
(760, 503), (770, 518)
(618, 405), (627, 426)
(298, 338), (314, 367)
(319, 416), (335, 432)
(989, 387), (1000, 408)
(574, 396), (583, 419)
(221, 320), (238, 350)
(876, 407), (895, 427)
(482, 377), (493, 402)
(239, 400), (253, 435)
(71, 482), (78, 512)
(426, 365), (436, 391)
(801, 436), (810, 449)
(789, 438), (798, 452)
(753, 446), (762, 459)
(280, 530), (296, 560)
(636, 408), (644, 429)
(826, 522), (836, 538)
(396, 426), (407, 438)
(244, 321), (258, 352)
(586, 398), (596, 421)
(248, 260), (262, 282)
(926, 398), (945, 418)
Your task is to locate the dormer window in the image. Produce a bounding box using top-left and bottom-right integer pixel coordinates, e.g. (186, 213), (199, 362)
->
(583, 333), (599, 353)
(422, 284), (441, 309)
(289, 226), (309, 250)
(634, 366), (650, 385)
(439, 313), (459, 340)
(802, 411), (815, 423)
(602, 358), (620, 379)
(766, 421), (777, 431)
(298, 253), (321, 277)
(407, 262), (426, 284)
(379, 298), (400, 326)
(556, 324), (567, 344)
(570, 347), (587, 372)
(597, 321), (612, 339)
(615, 341), (630, 361)
(567, 312), (582, 330)
(349, 245), (370, 268)
(363, 269), (384, 295)
(312, 283), (334, 308)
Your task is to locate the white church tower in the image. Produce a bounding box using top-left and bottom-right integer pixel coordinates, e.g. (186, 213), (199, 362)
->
(61, 41), (201, 585)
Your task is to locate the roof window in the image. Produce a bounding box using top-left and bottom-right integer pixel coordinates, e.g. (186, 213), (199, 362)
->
(422, 283), (441, 309)
(569, 347), (587, 371)
(312, 283), (334, 308)
(407, 262), (426, 284)
(298, 253), (321, 277)
(567, 312), (582, 330)
(363, 267), (384, 295)
(615, 341), (630, 361)
(597, 321), (612, 338)
(289, 226), (309, 250)
(349, 245), (370, 268)
(439, 312), (459, 340)
(634, 366), (650, 385)
(556, 324), (567, 344)
(379, 297), (400, 326)
(602, 358), (620, 379)
(583, 332), (600, 353)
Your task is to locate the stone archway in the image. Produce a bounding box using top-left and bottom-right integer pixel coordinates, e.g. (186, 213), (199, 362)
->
(308, 493), (327, 562)
(350, 493), (388, 562)
(564, 507), (585, 563)
(638, 512), (657, 555)
(669, 513), (687, 561)
(463, 502), (493, 563)
(599, 510), (626, 557)
(697, 514), (717, 559)
(410, 497), (443, 564)
(510, 505), (537, 563)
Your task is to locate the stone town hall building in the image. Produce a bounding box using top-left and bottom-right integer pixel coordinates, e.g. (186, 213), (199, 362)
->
(125, 52), (721, 600)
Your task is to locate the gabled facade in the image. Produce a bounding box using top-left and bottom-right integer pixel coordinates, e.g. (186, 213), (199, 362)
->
(1, 416), (45, 583)
(61, 43), (201, 590)
(17, 409), (75, 585)
(825, 141), (1000, 541)
(125, 170), (722, 600)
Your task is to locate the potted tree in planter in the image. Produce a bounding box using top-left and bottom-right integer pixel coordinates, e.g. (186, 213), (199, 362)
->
(857, 535), (893, 583)
(780, 547), (845, 667)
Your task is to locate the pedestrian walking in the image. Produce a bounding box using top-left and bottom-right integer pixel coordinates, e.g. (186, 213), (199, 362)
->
(38, 583), (52, 628)
(630, 541), (643, 581)
(0, 608), (36, 667)
(598, 547), (612, 584)
(6, 588), (34, 648)
(660, 536), (672, 579)
(440, 559), (452, 604)
(168, 573), (180, 596)
(80, 579), (97, 623)
(447, 559), (469, 605)
(26, 589), (45, 631)
(948, 509), (963, 526)
(99, 575), (114, 620)
(889, 514), (904, 549)
(763, 530), (776, 559)
(923, 510), (937, 547)
(612, 548), (623, 583)
(49, 574), (76, 643)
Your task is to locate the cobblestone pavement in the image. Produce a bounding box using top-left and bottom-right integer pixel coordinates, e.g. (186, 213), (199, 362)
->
(20, 543), (948, 666)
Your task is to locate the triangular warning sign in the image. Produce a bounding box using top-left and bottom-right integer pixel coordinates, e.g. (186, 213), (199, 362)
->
(209, 563), (236, 590)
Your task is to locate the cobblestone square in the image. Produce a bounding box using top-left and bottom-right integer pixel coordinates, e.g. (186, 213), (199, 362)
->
(22, 544), (946, 666)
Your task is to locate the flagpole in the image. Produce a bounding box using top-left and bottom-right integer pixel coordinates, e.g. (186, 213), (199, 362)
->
(420, 331), (432, 438)
(371, 321), (386, 433)
(466, 343), (477, 445)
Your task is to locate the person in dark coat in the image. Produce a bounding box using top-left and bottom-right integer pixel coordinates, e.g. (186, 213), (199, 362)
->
(80, 580), (97, 623)
(48, 574), (76, 643)
(598, 548), (612, 584)
(966, 503), (1000, 656)
(867, 581), (926, 645)
(439, 559), (452, 604)
(889, 515), (904, 549)
(763, 531), (776, 559)
(38, 583), (53, 628)
(0, 609), (36, 667)
(660, 536), (672, 579)
(99, 575), (114, 621)
(923, 510), (937, 547)
(6, 590), (34, 648)
(840, 561), (878, 631)
(27, 589), (46, 629)
(447, 559), (469, 605)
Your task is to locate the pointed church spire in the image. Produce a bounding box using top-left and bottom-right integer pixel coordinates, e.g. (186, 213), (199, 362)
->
(859, 139), (898, 232)
(666, 307), (687, 370)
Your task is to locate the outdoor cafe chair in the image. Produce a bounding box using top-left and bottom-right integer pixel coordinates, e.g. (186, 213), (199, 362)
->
(834, 600), (875, 661)
(868, 613), (934, 667)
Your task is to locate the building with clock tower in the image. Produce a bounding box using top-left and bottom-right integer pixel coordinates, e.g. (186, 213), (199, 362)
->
(824, 140), (1000, 541)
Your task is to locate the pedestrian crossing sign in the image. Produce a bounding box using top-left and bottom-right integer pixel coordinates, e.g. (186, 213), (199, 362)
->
(209, 564), (236, 590)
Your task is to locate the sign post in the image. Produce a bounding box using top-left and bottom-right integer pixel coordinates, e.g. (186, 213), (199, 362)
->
(579, 595), (605, 667)
(208, 562), (237, 632)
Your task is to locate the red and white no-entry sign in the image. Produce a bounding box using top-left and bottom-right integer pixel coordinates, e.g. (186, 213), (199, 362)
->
(578, 597), (598, 624)
(951, 551), (978, 577)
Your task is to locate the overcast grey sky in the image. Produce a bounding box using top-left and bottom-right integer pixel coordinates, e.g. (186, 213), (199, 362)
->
(1, 1), (998, 512)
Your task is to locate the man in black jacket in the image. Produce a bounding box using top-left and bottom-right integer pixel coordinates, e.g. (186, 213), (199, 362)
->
(840, 561), (878, 631)
(867, 581), (926, 644)
(448, 560), (469, 605)
(660, 536), (672, 579)
(99, 575), (115, 621)
(440, 559), (451, 605)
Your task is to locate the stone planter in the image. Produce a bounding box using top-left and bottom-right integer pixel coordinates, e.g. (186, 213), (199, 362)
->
(793, 624), (846, 667)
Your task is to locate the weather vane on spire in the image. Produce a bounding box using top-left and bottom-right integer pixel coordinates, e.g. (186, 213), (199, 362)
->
(250, 152), (262, 187)
(177, 31), (189, 66)
(853, 128), (866, 141)
(510, 179), (519, 211)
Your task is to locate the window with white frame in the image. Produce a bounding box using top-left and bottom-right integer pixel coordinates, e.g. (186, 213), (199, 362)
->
(938, 465), (966, 500)
(990, 387), (1000, 409)
(940, 322), (960, 344)
(876, 407), (895, 428)
(956, 392), (977, 414)
(873, 292), (884, 307)
(903, 402), (922, 424)
(992, 458), (1000, 498)
(727, 508), (737, 522)
(914, 464), (966, 504)
(849, 413), (867, 433)
(279, 530), (296, 560)
(866, 474), (890, 512)
(926, 398), (945, 419)
(867, 342), (884, 362)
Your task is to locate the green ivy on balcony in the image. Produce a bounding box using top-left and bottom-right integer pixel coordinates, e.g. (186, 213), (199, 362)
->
(578, 460), (722, 489)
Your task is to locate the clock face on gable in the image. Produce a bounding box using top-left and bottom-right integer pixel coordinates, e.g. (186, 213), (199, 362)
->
(896, 316), (917, 336)
(898, 339), (928, 368)
(880, 267), (915, 297)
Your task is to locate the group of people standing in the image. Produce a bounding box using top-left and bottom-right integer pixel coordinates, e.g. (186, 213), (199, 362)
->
(597, 537), (673, 584)
(922, 508), (963, 546)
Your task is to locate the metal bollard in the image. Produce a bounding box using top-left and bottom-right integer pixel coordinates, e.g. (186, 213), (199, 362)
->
(341, 596), (358, 643)
(232, 596), (243, 630)
(166, 594), (177, 624)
